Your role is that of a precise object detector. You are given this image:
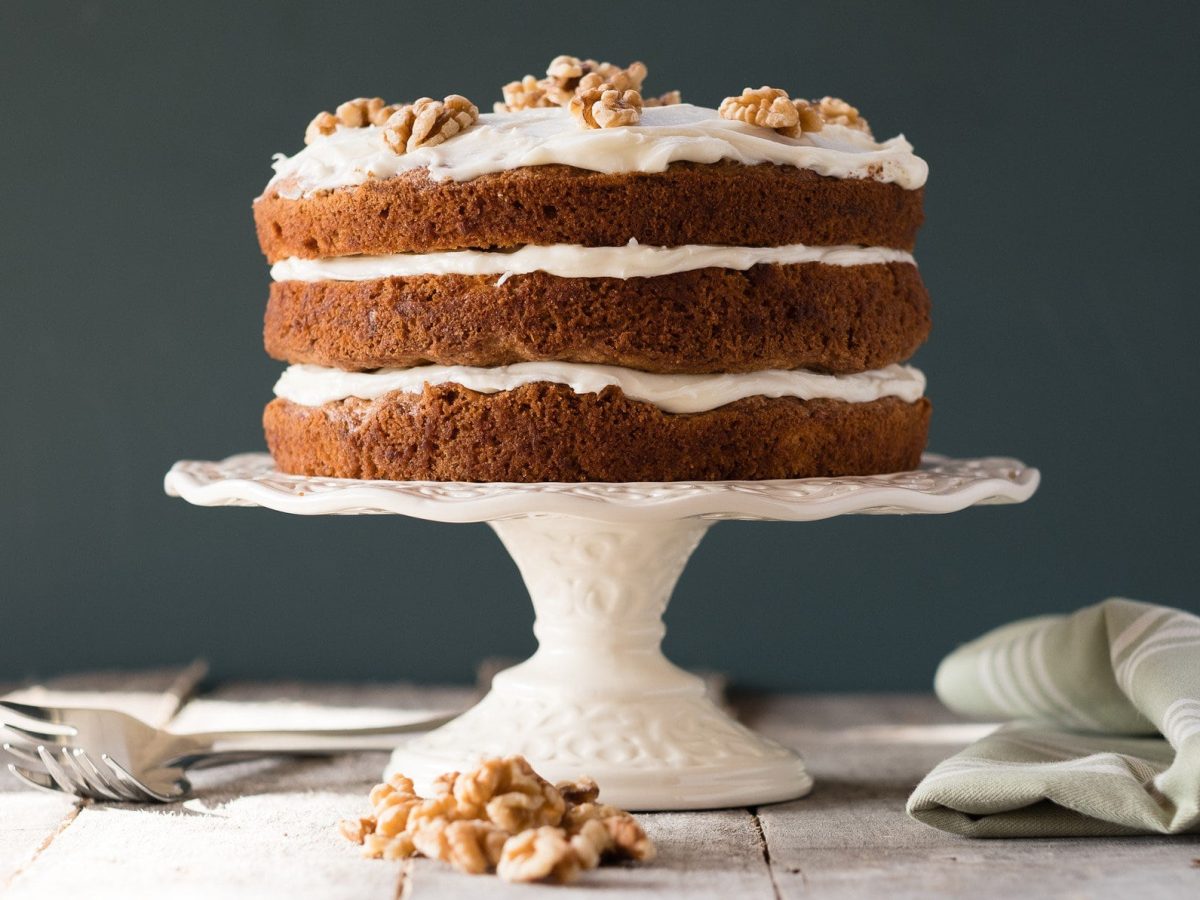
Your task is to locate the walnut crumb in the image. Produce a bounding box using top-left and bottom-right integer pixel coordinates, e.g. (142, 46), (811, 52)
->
(569, 84), (643, 129)
(381, 94), (479, 155)
(499, 75), (554, 111)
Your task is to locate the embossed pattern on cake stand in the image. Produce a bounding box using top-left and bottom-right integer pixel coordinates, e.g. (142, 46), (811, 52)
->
(165, 453), (1039, 810)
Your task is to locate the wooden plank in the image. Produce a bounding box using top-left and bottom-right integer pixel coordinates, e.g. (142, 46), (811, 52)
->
(745, 694), (1200, 899)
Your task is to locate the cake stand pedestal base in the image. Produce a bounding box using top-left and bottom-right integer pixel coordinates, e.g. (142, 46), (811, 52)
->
(386, 517), (811, 810)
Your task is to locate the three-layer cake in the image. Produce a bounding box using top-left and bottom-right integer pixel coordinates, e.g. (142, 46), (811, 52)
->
(255, 63), (931, 482)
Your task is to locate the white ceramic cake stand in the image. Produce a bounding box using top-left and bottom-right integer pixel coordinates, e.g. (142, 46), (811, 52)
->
(164, 452), (1038, 810)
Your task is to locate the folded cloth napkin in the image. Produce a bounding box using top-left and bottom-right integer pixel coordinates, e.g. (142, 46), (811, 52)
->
(907, 598), (1200, 837)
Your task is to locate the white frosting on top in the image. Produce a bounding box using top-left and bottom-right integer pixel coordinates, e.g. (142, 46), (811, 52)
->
(270, 241), (915, 282)
(266, 104), (927, 198)
(274, 361), (925, 414)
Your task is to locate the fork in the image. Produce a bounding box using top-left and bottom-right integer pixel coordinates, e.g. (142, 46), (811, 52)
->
(1, 699), (456, 803)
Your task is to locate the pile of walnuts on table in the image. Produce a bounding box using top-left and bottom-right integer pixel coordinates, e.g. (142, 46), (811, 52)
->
(339, 755), (655, 884)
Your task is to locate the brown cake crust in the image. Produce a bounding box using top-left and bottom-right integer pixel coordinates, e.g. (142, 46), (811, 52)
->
(265, 261), (929, 374)
(263, 385), (931, 482)
(254, 162), (924, 262)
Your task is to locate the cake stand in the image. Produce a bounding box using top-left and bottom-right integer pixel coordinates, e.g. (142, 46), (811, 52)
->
(164, 452), (1038, 810)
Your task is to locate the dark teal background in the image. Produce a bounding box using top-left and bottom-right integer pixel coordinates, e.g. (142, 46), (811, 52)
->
(2, 1), (1197, 688)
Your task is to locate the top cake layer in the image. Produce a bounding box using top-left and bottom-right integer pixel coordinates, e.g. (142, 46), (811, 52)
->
(254, 104), (927, 261)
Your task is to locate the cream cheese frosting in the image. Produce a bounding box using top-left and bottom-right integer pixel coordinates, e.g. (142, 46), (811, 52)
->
(266, 104), (928, 199)
(273, 361), (926, 414)
(270, 241), (916, 282)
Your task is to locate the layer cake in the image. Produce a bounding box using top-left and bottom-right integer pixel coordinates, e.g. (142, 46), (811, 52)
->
(254, 62), (931, 482)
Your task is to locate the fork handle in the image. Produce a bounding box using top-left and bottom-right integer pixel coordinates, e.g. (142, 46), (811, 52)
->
(170, 714), (457, 762)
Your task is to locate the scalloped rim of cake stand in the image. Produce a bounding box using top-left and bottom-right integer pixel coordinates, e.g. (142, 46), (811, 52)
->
(163, 452), (1039, 522)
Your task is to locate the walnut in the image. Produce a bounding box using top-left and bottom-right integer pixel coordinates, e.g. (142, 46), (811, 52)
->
(403, 792), (463, 831)
(816, 96), (871, 134)
(569, 85), (643, 129)
(375, 796), (423, 837)
(567, 818), (610, 869)
(337, 816), (374, 845)
(643, 90), (682, 108)
(576, 62), (647, 97)
(303, 111), (338, 144)
(499, 75), (554, 111)
(362, 831), (416, 861)
(719, 86), (799, 130)
(600, 812), (656, 861)
(776, 98), (824, 138)
(563, 801), (625, 831)
(381, 95), (479, 155)
(563, 802), (655, 861)
(445, 756), (566, 830)
(411, 819), (509, 875)
(369, 773), (416, 808)
(546, 54), (587, 89)
(430, 770), (459, 796)
(496, 826), (589, 884)
(555, 776), (599, 806)
(335, 97), (385, 127)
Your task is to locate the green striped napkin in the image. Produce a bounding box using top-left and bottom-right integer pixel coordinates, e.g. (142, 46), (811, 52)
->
(907, 598), (1200, 836)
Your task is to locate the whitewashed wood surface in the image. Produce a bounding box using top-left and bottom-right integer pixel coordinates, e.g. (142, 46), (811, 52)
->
(2, 672), (1198, 898)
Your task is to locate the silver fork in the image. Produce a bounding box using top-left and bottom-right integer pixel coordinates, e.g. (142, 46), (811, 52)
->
(1, 699), (456, 803)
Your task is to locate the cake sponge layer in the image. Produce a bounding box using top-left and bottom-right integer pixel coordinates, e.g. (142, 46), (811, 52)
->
(263, 384), (931, 482)
(265, 261), (930, 374)
(254, 162), (924, 262)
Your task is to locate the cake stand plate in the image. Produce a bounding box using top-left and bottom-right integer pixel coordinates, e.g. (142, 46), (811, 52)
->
(165, 453), (1038, 810)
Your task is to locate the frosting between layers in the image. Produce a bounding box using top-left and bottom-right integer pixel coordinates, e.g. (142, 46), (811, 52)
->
(274, 361), (926, 414)
(266, 104), (928, 198)
(270, 241), (916, 282)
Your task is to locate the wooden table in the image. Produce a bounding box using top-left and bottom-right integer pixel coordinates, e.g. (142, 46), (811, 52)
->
(2, 672), (1197, 898)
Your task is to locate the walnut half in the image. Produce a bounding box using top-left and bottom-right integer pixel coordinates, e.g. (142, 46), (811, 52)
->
(496, 826), (591, 884)
(718, 86), (824, 137)
(381, 95), (479, 155)
(569, 85), (643, 129)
